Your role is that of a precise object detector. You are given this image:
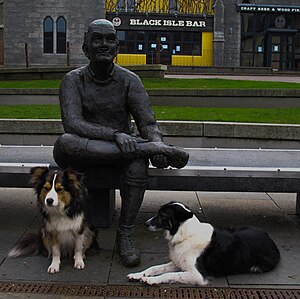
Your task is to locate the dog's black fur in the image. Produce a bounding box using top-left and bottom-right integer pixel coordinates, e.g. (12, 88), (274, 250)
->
(196, 226), (280, 278)
(128, 202), (280, 285)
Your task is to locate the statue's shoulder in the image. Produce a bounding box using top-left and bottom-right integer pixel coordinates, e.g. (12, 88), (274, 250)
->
(63, 65), (88, 81)
(113, 64), (140, 81)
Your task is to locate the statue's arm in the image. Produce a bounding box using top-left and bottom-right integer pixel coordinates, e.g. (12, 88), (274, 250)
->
(128, 76), (163, 142)
(59, 74), (117, 141)
(128, 75), (170, 168)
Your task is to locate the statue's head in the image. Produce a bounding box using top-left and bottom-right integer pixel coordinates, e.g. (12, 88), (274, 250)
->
(82, 19), (119, 64)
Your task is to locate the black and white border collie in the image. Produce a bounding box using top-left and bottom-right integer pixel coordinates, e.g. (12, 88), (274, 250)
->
(128, 202), (280, 286)
(8, 166), (98, 274)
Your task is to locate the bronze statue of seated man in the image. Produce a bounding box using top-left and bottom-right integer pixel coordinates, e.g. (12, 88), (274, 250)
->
(53, 19), (188, 267)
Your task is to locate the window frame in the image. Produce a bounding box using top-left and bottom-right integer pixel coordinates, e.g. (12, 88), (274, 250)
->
(43, 16), (54, 53)
(56, 16), (67, 54)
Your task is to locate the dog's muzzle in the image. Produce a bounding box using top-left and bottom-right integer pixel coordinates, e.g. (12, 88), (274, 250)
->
(145, 217), (160, 232)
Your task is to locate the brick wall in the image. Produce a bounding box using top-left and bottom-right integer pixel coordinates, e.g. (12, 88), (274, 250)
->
(4, 0), (105, 67)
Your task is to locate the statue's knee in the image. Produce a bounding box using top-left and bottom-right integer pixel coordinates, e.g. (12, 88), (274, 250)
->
(123, 158), (149, 182)
(54, 134), (72, 155)
(54, 133), (87, 153)
(53, 133), (88, 168)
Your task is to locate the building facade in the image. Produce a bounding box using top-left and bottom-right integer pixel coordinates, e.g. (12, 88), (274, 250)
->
(237, 1), (300, 70)
(106, 0), (214, 67)
(1, 0), (300, 70)
(2, 0), (105, 67)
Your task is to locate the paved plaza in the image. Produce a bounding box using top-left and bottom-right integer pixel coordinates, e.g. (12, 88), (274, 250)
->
(0, 188), (299, 298)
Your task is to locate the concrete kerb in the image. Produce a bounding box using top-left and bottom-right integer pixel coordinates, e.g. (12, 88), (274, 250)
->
(0, 64), (167, 80)
(1, 119), (300, 149)
(2, 88), (300, 108)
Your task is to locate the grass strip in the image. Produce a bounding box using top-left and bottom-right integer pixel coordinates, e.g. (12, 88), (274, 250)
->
(0, 78), (300, 89)
(143, 78), (300, 89)
(154, 106), (300, 124)
(1, 105), (300, 124)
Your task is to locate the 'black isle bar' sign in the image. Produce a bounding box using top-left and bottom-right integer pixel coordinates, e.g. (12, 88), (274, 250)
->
(236, 4), (300, 13)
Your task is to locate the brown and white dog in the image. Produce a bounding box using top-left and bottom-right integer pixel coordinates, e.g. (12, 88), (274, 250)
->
(8, 166), (98, 274)
(128, 202), (280, 285)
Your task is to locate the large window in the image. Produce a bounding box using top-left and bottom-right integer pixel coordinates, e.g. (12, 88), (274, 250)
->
(57, 17), (67, 53)
(174, 32), (202, 55)
(43, 16), (54, 53)
(241, 13), (300, 69)
(43, 16), (67, 54)
(117, 31), (201, 56)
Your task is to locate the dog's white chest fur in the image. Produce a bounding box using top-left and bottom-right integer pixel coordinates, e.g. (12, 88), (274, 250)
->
(46, 213), (84, 232)
(45, 213), (84, 249)
(167, 216), (214, 271)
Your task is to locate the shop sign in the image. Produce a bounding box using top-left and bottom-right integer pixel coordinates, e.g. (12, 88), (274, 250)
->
(236, 4), (300, 13)
(129, 18), (206, 28)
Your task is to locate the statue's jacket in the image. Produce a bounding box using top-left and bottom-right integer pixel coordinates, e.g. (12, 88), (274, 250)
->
(59, 63), (162, 142)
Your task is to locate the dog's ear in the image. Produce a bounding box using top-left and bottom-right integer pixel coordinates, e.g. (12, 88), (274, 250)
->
(177, 209), (193, 223)
(64, 168), (83, 191)
(30, 166), (49, 187)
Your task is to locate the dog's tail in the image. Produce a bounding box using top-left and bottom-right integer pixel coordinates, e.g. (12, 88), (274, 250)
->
(8, 233), (43, 258)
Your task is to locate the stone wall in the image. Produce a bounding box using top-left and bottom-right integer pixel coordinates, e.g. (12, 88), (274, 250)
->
(4, 0), (105, 67)
(223, 0), (241, 67)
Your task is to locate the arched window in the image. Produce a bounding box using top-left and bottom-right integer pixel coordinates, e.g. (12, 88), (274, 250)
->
(56, 17), (66, 53)
(43, 16), (54, 53)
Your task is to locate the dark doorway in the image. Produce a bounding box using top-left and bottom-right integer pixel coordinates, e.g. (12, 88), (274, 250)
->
(146, 32), (172, 65)
(265, 31), (296, 70)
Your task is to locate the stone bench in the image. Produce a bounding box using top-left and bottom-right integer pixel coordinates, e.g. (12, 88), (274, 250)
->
(1, 145), (300, 227)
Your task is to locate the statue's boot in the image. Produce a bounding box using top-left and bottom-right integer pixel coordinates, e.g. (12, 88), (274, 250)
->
(116, 179), (147, 267)
(136, 140), (189, 169)
(54, 134), (189, 169)
(116, 225), (140, 267)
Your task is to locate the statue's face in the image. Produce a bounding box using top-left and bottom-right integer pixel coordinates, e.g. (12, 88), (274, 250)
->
(88, 25), (119, 64)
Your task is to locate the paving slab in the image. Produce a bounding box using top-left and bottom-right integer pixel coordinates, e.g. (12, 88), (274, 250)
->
(267, 193), (297, 215)
(197, 192), (300, 287)
(227, 239), (300, 286)
(1, 188), (300, 297)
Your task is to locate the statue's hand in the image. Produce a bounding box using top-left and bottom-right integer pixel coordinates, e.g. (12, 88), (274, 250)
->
(115, 133), (137, 158)
(151, 154), (169, 169)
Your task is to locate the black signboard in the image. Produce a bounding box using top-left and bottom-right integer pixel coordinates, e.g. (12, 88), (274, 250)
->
(107, 13), (213, 32)
(236, 4), (300, 14)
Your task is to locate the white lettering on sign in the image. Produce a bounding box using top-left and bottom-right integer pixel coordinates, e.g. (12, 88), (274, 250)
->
(240, 6), (257, 11)
(129, 19), (206, 28)
(163, 20), (185, 26)
(186, 20), (206, 27)
(238, 4), (300, 13)
(130, 19), (162, 26)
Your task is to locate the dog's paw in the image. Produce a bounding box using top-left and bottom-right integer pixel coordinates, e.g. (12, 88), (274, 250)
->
(127, 272), (145, 281)
(47, 262), (60, 274)
(74, 259), (85, 270)
(141, 276), (160, 285)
